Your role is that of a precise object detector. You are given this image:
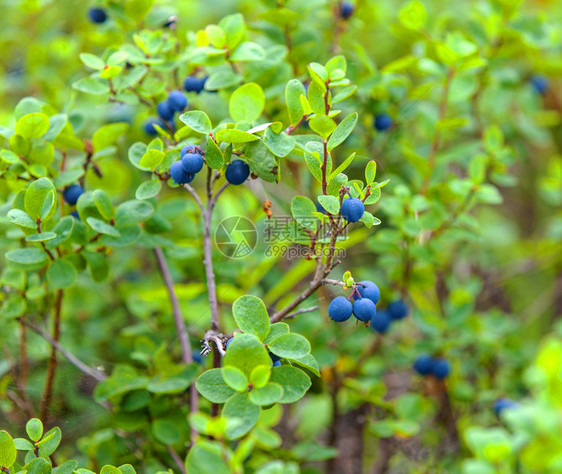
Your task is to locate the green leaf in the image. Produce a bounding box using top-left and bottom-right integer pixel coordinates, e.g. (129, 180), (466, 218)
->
(317, 195), (340, 215)
(232, 295), (270, 341)
(196, 369), (236, 403)
(220, 13), (246, 50)
(398, 0), (427, 30)
(269, 365), (311, 403)
(72, 77), (110, 95)
(179, 111), (212, 134)
(205, 69), (243, 90)
(53, 460), (79, 474)
(0, 430), (16, 468)
(24, 177), (57, 221)
(45, 216), (74, 250)
(359, 211), (377, 228)
(215, 129), (259, 143)
(136, 180), (162, 200)
(185, 442), (231, 474)
(139, 150), (165, 169)
(22, 458), (51, 474)
(114, 200), (154, 227)
(1, 149), (20, 164)
(15, 113), (49, 139)
(47, 259), (77, 289)
(26, 232), (57, 242)
(86, 217), (121, 237)
(128, 142), (151, 171)
(285, 79), (306, 126)
(93, 123), (129, 151)
(263, 128), (295, 157)
(249, 382), (284, 406)
(224, 334), (271, 378)
(365, 160), (377, 184)
(6, 248), (48, 267)
(229, 83), (265, 122)
(84, 251), (110, 282)
(309, 116), (336, 140)
(292, 353), (321, 377)
(7, 209), (37, 229)
(93, 189), (114, 219)
(14, 438), (34, 451)
(231, 41), (266, 62)
(307, 80), (326, 116)
(80, 53), (105, 70)
(249, 365), (270, 388)
(267, 333), (311, 359)
(147, 367), (197, 394)
(327, 113), (357, 151)
(26, 420), (43, 443)
(152, 420), (180, 445)
(205, 135), (224, 169)
(54, 169), (84, 188)
(305, 152), (323, 183)
(291, 195), (317, 230)
(264, 323), (290, 344)
(222, 393), (261, 439)
(222, 366), (249, 392)
(37, 426), (61, 457)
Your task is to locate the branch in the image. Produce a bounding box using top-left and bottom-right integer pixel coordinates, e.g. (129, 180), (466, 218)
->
(24, 320), (106, 382)
(284, 306), (319, 320)
(184, 184), (205, 212)
(167, 445), (187, 474)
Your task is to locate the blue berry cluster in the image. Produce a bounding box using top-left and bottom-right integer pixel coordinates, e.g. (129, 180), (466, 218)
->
(170, 145), (205, 185)
(144, 90), (188, 136)
(413, 354), (450, 380)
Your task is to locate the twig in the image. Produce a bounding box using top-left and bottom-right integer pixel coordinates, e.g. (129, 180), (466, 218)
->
(40, 289), (63, 421)
(184, 184), (205, 212)
(18, 317), (34, 417)
(24, 320), (106, 382)
(167, 445), (187, 474)
(284, 306), (319, 320)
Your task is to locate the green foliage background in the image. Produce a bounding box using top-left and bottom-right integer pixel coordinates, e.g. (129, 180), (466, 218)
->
(1, 0), (562, 473)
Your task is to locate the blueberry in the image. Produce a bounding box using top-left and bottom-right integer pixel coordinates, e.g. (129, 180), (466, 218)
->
(339, 1), (354, 19)
(181, 153), (204, 174)
(226, 337), (234, 349)
(374, 114), (393, 131)
(157, 101), (174, 121)
(70, 210), (81, 220)
(184, 76), (207, 94)
(63, 184), (84, 206)
(413, 355), (434, 375)
(192, 350), (203, 365)
(88, 7), (107, 24)
(431, 358), (450, 380)
(225, 160), (250, 185)
(370, 309), (391, 333)
(273, 360), (281, 367)
(170, 161), (194, 185)
(340, 197), (364, 223)
(270, 352), (281, 363)
(181, 144), (204, 157)
(353, 298), (376, 322)
(143, 118), (162, 135)
(355, 280), (380, 304)
(388, 300), (408, 320)
(530, 74), (548, 95)
(167, 90), (188, 112)
(328, 296), (353, 322)
(493, 398), (518, 417)
(316, 202), (327, 214)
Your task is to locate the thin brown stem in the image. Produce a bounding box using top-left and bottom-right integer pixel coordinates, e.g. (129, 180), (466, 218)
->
(18, 318), (34, 417)
(40, 289), (63, 421)
(167, 445), (187, 474)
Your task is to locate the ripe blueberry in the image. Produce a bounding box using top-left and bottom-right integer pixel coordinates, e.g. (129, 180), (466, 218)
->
(341, 197), (364, 223)
(413, 355), (434, 375)
(63, 184), (84, 205)
(273, 360), (281, 367)
(355, 280), (380, 304)
(144, 118), (165, 135)
(157, 101), (174, 121)
(170, 161), (194, 185)
(353, 298), (376, 322)
(70, 210), (80, 220)
(167, 90), (188, 112)
(374, 114), (393, 131)
(181, 153), (204, 174)
(88, 7), (107, 24)
(316, 202), (327, 214)
(530, 74), (548, 95)
(226, 337), (234, 349)
(328, 296), (353, 322)
(270, 352), (281, 363)
(493, 398), (518, 417)
(181, 144), (204, 156)
(370, 309), (391, 333)
(225, 160), (250, 185)
(339, 1), (354, 19)
(388, 300), (408, 320)
(431, 358), (450, 380)
(184, 76), (207, 94)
